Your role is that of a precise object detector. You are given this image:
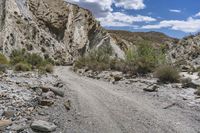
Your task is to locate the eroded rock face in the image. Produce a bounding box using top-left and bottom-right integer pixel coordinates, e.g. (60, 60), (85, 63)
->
(0, 0), (124, 64)
(168, 34), (200, 68)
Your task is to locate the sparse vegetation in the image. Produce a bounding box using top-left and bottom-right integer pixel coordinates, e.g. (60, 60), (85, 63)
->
(39, 64), (54, 74)
(74, 41), (167, 76)
(126, 42), (166, 74)
(109, 30), (178, 48)
(74, 45), (113, 71)
(154, 65), (180, 83)
(0, 53), (9, 65)
(14, 62), (31, 72)
(0, 53), (9, 73)
(10, 49), (54, 73)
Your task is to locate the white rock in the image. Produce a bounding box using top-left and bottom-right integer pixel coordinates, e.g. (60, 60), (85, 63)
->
(31, 120), (57, 132)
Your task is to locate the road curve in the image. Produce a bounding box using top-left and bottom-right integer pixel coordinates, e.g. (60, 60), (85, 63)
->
(55, 66), (200, 133)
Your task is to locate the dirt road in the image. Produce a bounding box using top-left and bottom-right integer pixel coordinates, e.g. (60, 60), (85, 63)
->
(54, 66), (200, 133)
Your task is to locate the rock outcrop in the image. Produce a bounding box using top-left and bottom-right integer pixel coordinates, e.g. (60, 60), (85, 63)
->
(168, 34), (200, 68)
(0, 0), (124, 64)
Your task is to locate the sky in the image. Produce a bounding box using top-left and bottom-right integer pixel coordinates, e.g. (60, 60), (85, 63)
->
(68, 0), (200, 38)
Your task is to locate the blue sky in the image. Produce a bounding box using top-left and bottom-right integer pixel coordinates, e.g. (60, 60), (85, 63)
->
(68, 0), (200, 38)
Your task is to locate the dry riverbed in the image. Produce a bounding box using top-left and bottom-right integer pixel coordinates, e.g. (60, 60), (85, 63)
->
(1, 67), (200, 133)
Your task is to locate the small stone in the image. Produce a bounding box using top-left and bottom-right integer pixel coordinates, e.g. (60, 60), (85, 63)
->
(183, 97), (187, 100)
(39, 100), (54, 106)
(42, 91), (55, 99)
(40, 87), (50, 93)
(31, 120), (57, 132)
(64, 100), (71, 111)
(40, 86), (64, 97)
(49, 87), (65, 97)
(143, 85), (159, 92)
(0, 109), (4, 117)
(10, 124), (27, 132)
(54, 82), (64, 88)
(3, 110), (16, 118)
(111, 71), (123, 82)
(0, 120), (12, 131)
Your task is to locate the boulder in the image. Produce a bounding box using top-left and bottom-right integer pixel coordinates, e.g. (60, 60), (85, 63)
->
(111, 71), (123, 82)
(54, 82), (64, 88)
(143, 84), (159, 92)
(40, 86), (65, 97)
(49, 87), (65, 97)
(191, 80), (200, 88)
(180, 72), (200, 88)
(31, 120), (57, 132)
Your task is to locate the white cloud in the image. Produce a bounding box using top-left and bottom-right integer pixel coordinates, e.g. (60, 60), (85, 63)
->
(114, 0), (145, 10)
(98, 12), (156, 27)
(67, 0), (146, 17)
(67, 0), (152, 28)
(142, 17), (200, 33)
(67, 0), (113, 17)
(195, 12), (200, 17)
(169, 9), (181, 13)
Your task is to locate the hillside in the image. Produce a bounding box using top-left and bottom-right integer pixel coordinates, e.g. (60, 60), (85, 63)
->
(109, 30), (178, 51)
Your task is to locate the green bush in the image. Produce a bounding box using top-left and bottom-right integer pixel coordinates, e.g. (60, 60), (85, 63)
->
(74, 42), (167, 76)
(10, 49), (53, 72)
(39, 64), (54, 73)
(0, 53), (9, 65)
(10, 49), (29, 65)
(134, 57), (155, 74)
(0, 53), (9, 73)
(123, 41), (166, 75)
(26, 53), (43, 67)
(125, 47), (136, 62)
(74, 45), (113, 71)
(154, 65), (180, 83)
(14, 63), (31, 72)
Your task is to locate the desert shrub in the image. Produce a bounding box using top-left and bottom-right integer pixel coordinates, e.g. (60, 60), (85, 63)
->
(74, 42), (166, 75)
(26, 53), (43, 67)
(14, 62), (31, 72)
(39, 64), (54, 74)
(0, 53), (9, 65)
(74, 45), (113, 71)
(10, 49), (27, 65)
(154, 65), (180, 83)
(125, 47), (136, 62)
(123, 41), (166, 75)
(136, 41), (166, 66)
(0, 53), (9, 73)
(10, 49), (53, 72)
(133, 57), (155, 74)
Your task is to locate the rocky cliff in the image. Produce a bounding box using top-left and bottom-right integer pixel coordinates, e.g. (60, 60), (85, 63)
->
(0, 0), (124, 64)
(168, 34), (200, 68)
